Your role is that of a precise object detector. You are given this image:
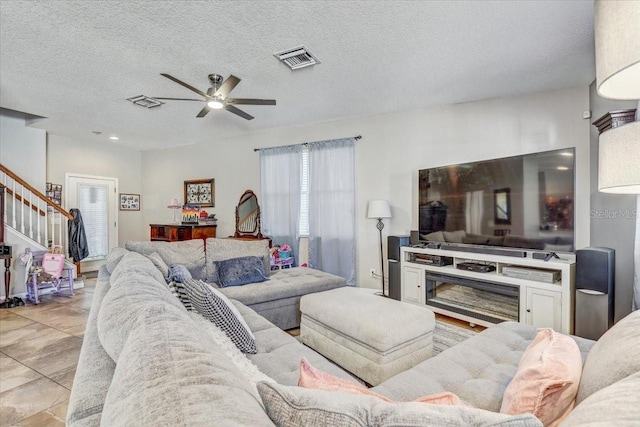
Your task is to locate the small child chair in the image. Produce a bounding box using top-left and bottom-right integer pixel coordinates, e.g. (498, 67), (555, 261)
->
(24, 246), (75, 304)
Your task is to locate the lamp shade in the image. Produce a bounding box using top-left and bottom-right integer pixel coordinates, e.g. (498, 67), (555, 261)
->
(598, 121), (640, 194)
(367, 200), (392, 219)
(595, 0), (640, 100)
(168, 198), (180, 208)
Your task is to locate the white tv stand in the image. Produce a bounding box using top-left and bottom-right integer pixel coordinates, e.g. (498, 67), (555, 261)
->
(400, 245), (575, 334)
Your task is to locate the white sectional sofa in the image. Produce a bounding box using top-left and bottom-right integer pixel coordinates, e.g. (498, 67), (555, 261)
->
(66, 241), (640, 426)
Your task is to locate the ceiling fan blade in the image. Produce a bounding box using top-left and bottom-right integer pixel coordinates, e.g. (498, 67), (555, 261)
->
(196, 105), (212, 118)
(214, 75), (241, 99)
(226, 98), (276, 106)
(154, 97), (204, 102)
(225, 104), (254, 120)
(160, 73), (211, 99)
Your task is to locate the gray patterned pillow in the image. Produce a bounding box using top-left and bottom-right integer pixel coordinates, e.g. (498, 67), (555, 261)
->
(182, 278), (256, 354)
(168, 280), (194, 311)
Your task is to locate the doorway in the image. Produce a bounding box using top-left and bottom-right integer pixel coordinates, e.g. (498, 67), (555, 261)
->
(66, 174), (118, 271)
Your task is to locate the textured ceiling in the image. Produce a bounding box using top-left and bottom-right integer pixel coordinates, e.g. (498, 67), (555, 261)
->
(0, 1), (595, 151)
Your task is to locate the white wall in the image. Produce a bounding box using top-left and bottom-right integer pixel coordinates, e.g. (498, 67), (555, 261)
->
(47, 134), (144, 245)
(142, 86), (591, 290)
(0, 108), (47, 298)
(0, 109), (46, 190)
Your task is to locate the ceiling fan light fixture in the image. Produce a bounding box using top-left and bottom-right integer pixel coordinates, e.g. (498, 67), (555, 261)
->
(208, 99), (224, 109)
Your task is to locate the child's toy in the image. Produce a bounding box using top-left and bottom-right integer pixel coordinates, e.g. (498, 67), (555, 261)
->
(23, 246), (74, 304)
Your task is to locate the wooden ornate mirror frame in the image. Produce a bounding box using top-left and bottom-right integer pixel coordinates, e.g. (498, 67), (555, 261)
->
(234, 189), (264, 238)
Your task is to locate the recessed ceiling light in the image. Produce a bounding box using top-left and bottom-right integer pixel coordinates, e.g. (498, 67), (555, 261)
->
(109, 136), (119, 141)
(557, 166), (569, 170)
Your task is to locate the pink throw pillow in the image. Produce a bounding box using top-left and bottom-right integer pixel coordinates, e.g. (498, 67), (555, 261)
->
(500, 328), (582, 426)
(298, 357), (463, 405)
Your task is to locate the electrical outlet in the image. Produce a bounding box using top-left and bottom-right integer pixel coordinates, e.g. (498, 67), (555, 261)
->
(370, 268), (375, 277)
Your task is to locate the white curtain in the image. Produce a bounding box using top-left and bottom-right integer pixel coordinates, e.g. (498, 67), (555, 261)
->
(308, 138), (356, 285)
(633, 195), (640, 311)
(465, 190), (483, 234)
(260, 145), (302, 262)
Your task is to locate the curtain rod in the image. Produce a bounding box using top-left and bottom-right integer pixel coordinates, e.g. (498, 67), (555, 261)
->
(253, 135), (361, 152)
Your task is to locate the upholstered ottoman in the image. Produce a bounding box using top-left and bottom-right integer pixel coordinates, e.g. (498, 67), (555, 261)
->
(300, 287), (435, 385)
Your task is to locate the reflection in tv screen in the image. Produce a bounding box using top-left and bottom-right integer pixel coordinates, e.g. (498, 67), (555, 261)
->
(418, 148), (575, 252)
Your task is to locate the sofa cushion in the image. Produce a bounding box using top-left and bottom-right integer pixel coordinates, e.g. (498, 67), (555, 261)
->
(101, 304), (274, 426)
(182, 278), (257, 353)
(216, 255), (269, 287)
(66, 267), (116, 427)
(234, 302), (360, 386)
(105, 247), (128, 274)
(500, 328), (582, 426)
(576, 309), (640, 404)
(97, 252), (186, 362)
(145, 251), (170, 280)
(218, 267), (346, 306)
(257, 382), (542, 427)
(372, 321), (595, 412)
(125, 240), (206, 280)
(562, 372), (640, 426)
(187, 311), (274, 398)
(205, 238), (270, 283)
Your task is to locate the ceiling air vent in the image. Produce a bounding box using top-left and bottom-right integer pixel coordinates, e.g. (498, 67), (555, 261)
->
(127, 95), (164, 108)
(274, 46), (320, 70)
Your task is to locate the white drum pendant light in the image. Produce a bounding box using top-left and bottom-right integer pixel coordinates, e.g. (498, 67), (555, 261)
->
(594, 0), (640, 100)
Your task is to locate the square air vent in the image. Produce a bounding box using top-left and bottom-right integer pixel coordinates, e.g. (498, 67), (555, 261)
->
(127, 95), (164, 108)
(274, 46), (320, 70)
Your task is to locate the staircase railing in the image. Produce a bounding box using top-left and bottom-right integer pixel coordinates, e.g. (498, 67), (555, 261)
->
(0, 164), (73, 251)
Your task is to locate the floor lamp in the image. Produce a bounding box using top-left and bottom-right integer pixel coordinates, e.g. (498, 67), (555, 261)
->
(367, 200), (392, 296)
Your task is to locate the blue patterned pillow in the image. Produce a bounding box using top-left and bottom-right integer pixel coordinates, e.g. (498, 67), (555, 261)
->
(215, 256), (269, 288)
(168, 264), (192, 283)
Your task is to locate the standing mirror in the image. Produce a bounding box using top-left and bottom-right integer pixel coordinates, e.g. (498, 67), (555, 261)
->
(234, 190), (263, 238)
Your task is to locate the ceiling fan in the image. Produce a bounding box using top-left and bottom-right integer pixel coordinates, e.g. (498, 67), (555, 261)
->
(155, 73), (276, 120)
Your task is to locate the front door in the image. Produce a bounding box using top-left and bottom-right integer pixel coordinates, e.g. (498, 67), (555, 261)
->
(66, 174), (118, 272)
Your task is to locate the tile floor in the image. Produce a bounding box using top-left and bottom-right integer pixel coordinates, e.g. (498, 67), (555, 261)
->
(0, 276), (96, 426)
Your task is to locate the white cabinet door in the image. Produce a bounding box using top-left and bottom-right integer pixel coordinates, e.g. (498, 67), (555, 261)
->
(525, 287), (562, 331)
(402, 266), (424, 305)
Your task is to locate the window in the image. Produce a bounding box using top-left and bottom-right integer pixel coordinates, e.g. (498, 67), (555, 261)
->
(77, 183), (109, 259)
(299, 147), (310, 236)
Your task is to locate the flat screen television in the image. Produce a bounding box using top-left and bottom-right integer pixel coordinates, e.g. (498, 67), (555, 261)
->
(418, 148), (575, 252)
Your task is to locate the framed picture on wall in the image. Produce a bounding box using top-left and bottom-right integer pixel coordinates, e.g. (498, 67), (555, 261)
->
(120, 193), (140, 211)
(184, 178), (215, 207)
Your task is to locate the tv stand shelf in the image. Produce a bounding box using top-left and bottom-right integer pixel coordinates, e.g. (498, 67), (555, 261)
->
(400, 246), (575, 333)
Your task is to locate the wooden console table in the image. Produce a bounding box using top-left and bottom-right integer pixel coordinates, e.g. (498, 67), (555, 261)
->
(150, 224), (217, 242)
